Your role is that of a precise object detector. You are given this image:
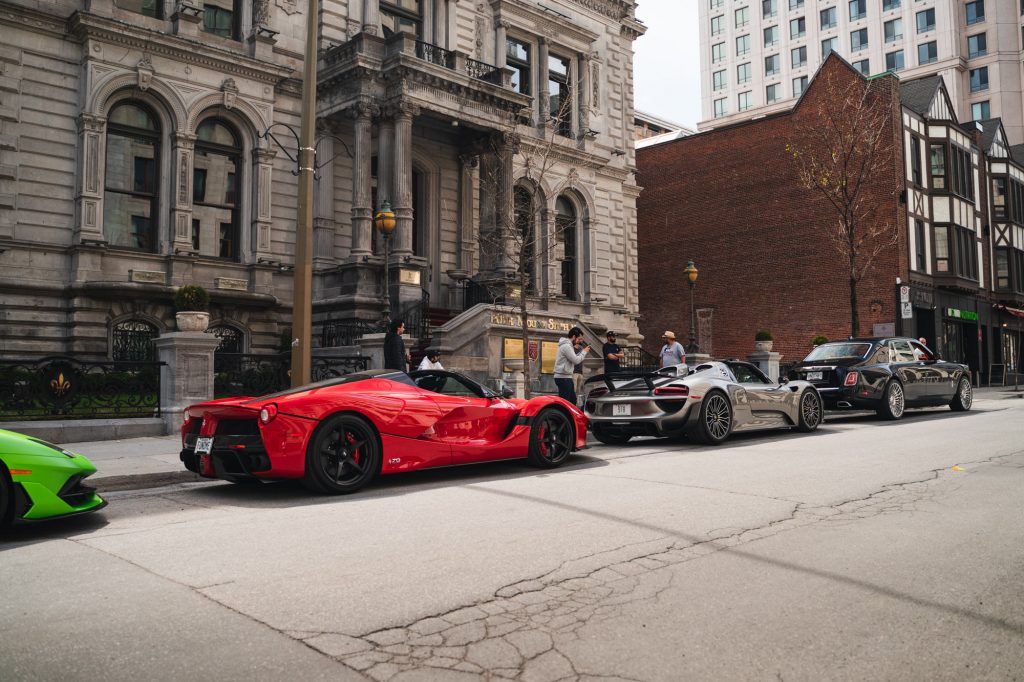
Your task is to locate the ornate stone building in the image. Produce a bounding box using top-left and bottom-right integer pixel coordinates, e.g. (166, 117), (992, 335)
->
(0, 0), (644, 390)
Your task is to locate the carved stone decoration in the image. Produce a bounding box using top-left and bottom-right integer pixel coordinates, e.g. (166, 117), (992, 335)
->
(137, 56), (154, 91)
(253, 0), (270, 26)
(221, 78), (238, 109)
(347, 19), (361, 38)
(590, 61), (600, 109)
(567, 167), (580, 187)
(475, 16), (487, 59)
(276, 0), (299, 15)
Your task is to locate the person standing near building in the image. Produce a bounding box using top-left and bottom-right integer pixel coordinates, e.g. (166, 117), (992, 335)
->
(602, 330), (624, 374)
(660, 330), (685, 368)
(383, 319), (407, 371)
(572, 342), (586, 406)
(554, 326), (589, 404)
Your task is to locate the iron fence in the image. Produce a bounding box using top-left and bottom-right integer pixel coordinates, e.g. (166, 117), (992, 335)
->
(415, 40), (455, 68)
(620, 346), (661, 374)
(214, 353), (371, 398)
(318, 319), (384, 348)
(466, 57), (503, 85)
(0, 356), (162, 420)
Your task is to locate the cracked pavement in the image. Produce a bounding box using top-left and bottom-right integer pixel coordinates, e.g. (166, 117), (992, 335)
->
(3, 399), (1024, 680)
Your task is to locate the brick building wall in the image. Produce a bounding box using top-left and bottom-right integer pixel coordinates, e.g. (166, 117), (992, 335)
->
(637, 56), (908, 365)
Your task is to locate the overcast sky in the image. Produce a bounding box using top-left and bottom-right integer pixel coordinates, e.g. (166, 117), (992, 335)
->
(633, 2), (700, 128)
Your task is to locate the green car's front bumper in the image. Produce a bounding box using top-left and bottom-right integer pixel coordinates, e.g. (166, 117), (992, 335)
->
(1, 429), (107, 525)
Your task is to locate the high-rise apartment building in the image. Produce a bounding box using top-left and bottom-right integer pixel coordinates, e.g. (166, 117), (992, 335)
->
(698, 0), (1024, 143)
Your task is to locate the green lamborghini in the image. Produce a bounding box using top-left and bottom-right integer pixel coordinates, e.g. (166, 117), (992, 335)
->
(0, 428), (107, 526)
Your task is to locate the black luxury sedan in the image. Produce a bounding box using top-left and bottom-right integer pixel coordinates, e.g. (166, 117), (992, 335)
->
(787, 337), (972, 420)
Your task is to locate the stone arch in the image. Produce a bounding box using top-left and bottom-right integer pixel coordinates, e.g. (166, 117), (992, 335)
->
(552, 186), (593, 303)
(108, 312), (164, 361)
(186, 94), (267, 139)
(90, 73), (187, 129)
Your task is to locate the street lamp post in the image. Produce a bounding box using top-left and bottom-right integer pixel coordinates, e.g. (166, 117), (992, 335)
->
(684, 260), (699, 353)
(375, 200), (397, 320)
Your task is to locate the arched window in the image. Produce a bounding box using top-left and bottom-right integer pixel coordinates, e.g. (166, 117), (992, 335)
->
(555, 196), (578, 299)
(206, 324), (244, 354)
(194, 118), (241, 261)
(104, 101), (160, 252)
(514, 186), (537, 294)
(111, 319), (159, 361)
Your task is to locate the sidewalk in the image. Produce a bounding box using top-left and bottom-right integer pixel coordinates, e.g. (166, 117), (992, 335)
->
(42, 386), (1024, 492)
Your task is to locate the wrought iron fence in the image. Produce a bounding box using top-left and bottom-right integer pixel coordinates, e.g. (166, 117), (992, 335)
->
(466, 57), (503, 85)
(398, 289), (431, 341)
(464, 280), (501, 310)
(214, 353), (371, 398)
(620, 346), (661, 374)
(415, 40), (455, 68)
(0, 356), (162, 420)
(319, 319), (384, 348)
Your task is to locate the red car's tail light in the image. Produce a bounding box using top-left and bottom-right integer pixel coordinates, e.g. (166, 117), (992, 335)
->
(843, 371), (859, 386)
(653, 386), (689, 396)
(259, 403), (278, 424)
(182, 408), (191, 425)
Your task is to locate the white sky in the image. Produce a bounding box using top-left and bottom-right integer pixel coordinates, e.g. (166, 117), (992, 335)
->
(633, 1), (701, 129)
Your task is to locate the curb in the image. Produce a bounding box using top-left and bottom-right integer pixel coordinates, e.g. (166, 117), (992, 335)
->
(92, 471), (204, 493)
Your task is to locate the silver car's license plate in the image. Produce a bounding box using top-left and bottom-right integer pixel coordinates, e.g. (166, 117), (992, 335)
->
(195, 436), (213, 454)
(807, 371), (823, 381)
(612, 404), (631, 416)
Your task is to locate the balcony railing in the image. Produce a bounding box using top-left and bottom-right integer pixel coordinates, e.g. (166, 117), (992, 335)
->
(415, 40), (455, 69)
(466, 57), (504, 85)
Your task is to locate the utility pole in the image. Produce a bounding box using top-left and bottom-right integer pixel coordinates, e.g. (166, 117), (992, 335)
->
(291, 0), (318, 387)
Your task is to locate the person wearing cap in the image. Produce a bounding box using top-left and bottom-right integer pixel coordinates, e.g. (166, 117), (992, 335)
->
(660, 331), (685, 368)
(417, 347), (444, 371)
(602, 331), (625, 374)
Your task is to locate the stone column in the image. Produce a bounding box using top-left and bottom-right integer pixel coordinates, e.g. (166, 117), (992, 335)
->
(377, 116), (395, 234)
(252, 145), (275, 262)
(748, 351), (783, 382)
(495, 133), (516, 275)
(494, 21), (508, 68)
(433, 0), (445, 46)
(313, 135), (336, 268)
(350, 102), (375, 260)
(577, 52), (590, 135)
(537, 39), (550, 126)
(75, 113), (107, 244)
(363, 0), (380, 35)
(457, 154), (478, 273)
(154, 332), (220, 435)
(392, 102), (417, 258)
(171, 132), (197, 254)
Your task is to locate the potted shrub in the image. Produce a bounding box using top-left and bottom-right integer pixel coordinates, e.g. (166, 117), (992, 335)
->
(174, 284), (210, 332)
(754, 329), (774, 352)
(812, 335), (829, 347)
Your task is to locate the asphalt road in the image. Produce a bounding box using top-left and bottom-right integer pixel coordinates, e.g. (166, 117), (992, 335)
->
(2, 398), (1023, 681)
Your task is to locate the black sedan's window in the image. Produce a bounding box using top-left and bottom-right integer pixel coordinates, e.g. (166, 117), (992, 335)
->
(803, 343), (872, 361)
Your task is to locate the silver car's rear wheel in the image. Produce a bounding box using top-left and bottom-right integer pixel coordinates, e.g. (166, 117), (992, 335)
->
(690, 391), (732, 445)
(795, 389), (822, 432)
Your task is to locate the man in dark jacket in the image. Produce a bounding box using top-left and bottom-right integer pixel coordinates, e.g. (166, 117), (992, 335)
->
(383, 319), (407, 371)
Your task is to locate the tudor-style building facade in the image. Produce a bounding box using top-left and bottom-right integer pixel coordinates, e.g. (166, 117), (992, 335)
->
(0, 0), (644, 390)
(637, 54), (1023, 384)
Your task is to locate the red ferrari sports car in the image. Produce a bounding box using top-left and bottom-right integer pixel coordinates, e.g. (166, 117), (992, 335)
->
(180, 369), (588, 494)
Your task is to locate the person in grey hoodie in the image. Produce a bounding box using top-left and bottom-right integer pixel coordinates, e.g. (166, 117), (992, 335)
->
(553, 326), (589, 404)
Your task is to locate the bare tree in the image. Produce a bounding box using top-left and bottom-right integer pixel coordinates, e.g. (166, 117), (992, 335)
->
(477, 96), (580, 397)
(786, 65), (901, 337)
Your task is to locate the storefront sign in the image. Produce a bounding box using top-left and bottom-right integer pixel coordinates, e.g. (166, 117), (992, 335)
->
(398, 268), (421, 285)
(489, 312), (573, 333)
(946, 307), (978, 322)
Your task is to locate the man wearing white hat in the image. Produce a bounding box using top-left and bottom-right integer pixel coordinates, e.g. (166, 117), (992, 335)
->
(660, 331), (685, 368)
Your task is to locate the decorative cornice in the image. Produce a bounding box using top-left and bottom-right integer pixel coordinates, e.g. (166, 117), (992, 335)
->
(0, 1), (66, 38)
(67, 11), (294, 86)
(491, 0), (600, 48)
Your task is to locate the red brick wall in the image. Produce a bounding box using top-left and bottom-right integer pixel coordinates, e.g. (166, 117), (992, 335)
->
(637, 57), (909, 364)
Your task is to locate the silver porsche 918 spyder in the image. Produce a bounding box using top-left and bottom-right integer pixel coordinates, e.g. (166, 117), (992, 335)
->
(583, 360), (823, 445)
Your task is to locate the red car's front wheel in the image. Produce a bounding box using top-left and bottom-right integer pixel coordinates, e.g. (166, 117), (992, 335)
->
(304, 414), (380, 494)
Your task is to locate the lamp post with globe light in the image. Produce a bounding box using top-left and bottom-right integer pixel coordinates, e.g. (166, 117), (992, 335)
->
(375, 200), (397, 320)
(684, 260), (699, 353)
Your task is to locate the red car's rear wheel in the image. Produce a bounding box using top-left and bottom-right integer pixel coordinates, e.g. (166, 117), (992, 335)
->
(304, 414), (380, 494)
(528, 408), (574, 468)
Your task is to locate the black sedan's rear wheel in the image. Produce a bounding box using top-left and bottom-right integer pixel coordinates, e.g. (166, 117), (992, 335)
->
(690, 390), (733, 445)
(304, 414), (380, 494)
(795, 389), (823, 432)
(876, 380), (905, 420)
(592, 423), (632, 445)
(528, 408), (574, 468)
(949, 376), (973, 412)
